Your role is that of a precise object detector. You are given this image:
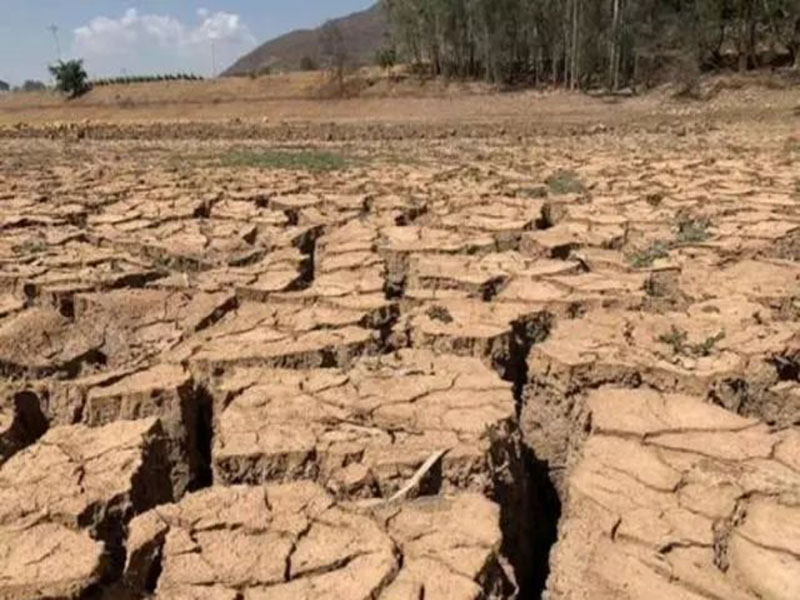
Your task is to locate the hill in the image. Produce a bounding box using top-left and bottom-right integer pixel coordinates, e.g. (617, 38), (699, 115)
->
(223, 3), (387, 77)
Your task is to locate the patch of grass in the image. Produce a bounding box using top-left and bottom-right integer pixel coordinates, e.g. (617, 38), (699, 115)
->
(546, 170), (586, 195)
(676, 217), (711, 244)
(518, 185), (549, 199)
(13, 239), (47, 255)
(657, 326), (725, 357)
(221, 149), (350, 172)
(627, 241), (670, 268)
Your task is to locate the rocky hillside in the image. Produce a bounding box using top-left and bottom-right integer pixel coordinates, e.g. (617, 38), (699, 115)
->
(223, 3), (387, 76)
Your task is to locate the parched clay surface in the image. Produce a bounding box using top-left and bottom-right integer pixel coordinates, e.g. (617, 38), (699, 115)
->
(547, 387), (800, 600)
(124, 482), (509, 600)
(0, 103), (797, 599)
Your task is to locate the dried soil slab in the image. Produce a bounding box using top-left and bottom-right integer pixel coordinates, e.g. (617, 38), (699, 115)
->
(315, 219), (379, 271)
(212, 349), (517, 499)
(26, 369), (133, 427)
(151, 247), (308, 298)
(0, 308), (103, 379)
(84, 364), (206, 496)
(112, 219), (264, 271)
(406, 252), (527, 299)
(544, 270), (648, 306)
(315, 267), (388, 302)
(397, 299), (551, 380)
(678, 259), (800, 316)
(520, 221), (625, 259)
(437, 197), (544, 250)
(522, 302), (799, 480)
(180, 301), (385, 377)
(90, 193), (209, 230)
(492, 260), (642, 316)
(0, 418), (174, 545)
(712, 218), (800, 259)
(210, 198), (289, 226)
(548, 387), (800, 600)
(378, 226), (497, 296)
(74, 288), (235, 368)
(0, 243), (159, 304)
(0, 522), (107, 600)
(124, 483), (508, 600)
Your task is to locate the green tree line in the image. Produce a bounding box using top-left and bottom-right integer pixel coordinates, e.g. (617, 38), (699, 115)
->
(381, 0), (800, 89)
(92, 73), (204, 86)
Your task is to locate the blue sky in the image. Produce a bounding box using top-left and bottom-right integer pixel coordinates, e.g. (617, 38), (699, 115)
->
(0, 1), (374, 85)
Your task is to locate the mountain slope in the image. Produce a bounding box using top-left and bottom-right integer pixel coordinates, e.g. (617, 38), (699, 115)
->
(223, 3), (388, 76)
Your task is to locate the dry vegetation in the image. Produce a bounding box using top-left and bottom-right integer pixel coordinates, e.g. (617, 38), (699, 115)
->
(0, 77), (798, 599)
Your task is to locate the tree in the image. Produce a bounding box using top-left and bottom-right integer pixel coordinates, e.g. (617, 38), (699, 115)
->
(376, 46), (398, 72)
(21, 80), (47, 92)
(300, 56), (319, 71)
(0, 80), (9, 92)
(49, 59), (90, 99)
(320, 21), (349, 93)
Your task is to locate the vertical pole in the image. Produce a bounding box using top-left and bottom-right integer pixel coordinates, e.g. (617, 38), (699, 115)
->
(611, 0), (621, 90)
(49, 25), (62, 62)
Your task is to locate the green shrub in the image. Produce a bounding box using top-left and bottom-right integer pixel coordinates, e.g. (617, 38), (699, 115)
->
(50, 59), (90, 98)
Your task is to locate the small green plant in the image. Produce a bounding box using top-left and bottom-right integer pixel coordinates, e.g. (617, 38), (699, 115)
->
(658, 326), (725, 357)
(627, 241), (670, 268)
(658, 326), (689, 355)
(426, 305), (454, 324)
(220, 149), (350, 172)
(693, 331), (726, 357)
(676, 217), (711, 244)
(13, 239), (47, 255)
(49, 59), (90, 99)
(546, 170), (586, 195)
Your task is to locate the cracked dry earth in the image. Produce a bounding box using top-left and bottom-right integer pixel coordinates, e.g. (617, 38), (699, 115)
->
(0, 111), (798, 600)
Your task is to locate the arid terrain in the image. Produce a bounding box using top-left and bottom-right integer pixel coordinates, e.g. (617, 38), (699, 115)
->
(0, 81), (799, 599)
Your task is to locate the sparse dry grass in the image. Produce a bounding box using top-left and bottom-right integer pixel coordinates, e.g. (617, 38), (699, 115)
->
(220, 148), (351, 172)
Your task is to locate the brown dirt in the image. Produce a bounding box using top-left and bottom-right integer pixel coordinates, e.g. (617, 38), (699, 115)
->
(0, 80), (797, 599)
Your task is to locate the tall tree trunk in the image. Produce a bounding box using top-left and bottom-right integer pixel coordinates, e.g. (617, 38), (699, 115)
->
(610, 0), (621, 90)
(570, 0), (580, 90)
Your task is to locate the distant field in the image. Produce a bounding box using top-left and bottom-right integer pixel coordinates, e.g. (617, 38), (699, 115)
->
(1, 70), (797, 130)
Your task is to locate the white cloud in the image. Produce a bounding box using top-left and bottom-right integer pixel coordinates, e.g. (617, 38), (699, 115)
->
(72, 8), (256, 75)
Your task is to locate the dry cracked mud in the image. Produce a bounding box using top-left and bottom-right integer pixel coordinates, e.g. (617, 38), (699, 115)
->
(0, 98), (798, 599)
